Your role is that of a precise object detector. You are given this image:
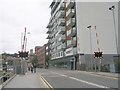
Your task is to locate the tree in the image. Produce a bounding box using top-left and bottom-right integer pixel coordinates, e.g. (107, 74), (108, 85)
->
(30, 55), (38, 66)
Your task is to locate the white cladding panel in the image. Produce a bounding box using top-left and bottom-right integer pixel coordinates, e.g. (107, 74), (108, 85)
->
(76, 2), (118, 54)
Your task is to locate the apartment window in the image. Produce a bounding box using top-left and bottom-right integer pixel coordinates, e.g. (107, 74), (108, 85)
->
(73, 36), (76, 40)
(52, 42), (55, 46)
(58, 37), (61, 42)
(46, 52), (48, 55)
(46, 46), (48, 50)
(67, 30), (71, 36)
(56, 47), (57, 50)
(61, 52), (63, 57)
(57, 45), (61, 50)
(67, 40), (71, 46)
(55, 31), (59, 37)
(55, 39), (57, 43)
(59, 52), (60, 57)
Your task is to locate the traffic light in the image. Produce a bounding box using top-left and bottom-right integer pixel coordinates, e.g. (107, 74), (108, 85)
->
(18, 51), (29, 58)
(94, 52), (103, 58)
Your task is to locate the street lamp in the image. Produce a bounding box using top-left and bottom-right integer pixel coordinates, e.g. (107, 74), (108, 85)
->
(109, 6), (118, 55)
(87, 26), (93, 71)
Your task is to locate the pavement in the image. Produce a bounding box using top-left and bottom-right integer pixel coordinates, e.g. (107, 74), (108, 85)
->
(3, 71), (47, 88)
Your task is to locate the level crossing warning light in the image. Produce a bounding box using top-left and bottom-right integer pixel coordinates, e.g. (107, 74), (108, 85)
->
(94, 52), (103, 58)
(18, 51), (29, 58)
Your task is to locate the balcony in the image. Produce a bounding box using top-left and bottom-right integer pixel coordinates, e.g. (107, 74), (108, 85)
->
(59, 3), (65, 10)
(71, 40), (76, 47)
(59, 27), (65, 34)
(70, 27), (76, 36)
(66, 0), (75, 9)
(66, 18), (75, 27)
(59, 35), (66, 42)
(58, 10), (65, 18)
(46, 34), (52, 39)
(51, 1), (60, 14)
(58, 18), (65, 26)
(61, 44), (66, 49)
(47, 30), (51, 34)
(66, 9), (75, 18)
(48, 40), (52, 44)
(46, 23), (52, 28)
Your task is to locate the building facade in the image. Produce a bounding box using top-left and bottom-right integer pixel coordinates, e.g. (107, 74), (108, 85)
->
(35, 44), (49, 68)
(47, 1), (119, 72)
(47, 0), (77, 70)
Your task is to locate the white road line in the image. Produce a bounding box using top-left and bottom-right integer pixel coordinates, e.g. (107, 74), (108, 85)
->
(51, 71), (109, 88)
(60, 74), (67, 77)
(69, 77), (109, 88)
(51, 71), (67, 77)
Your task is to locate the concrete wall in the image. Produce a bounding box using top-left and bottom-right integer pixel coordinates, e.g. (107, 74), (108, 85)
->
(76, 2), (118, 54)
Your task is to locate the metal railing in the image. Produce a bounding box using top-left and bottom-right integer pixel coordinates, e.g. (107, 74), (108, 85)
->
(0, 72), (15, 89)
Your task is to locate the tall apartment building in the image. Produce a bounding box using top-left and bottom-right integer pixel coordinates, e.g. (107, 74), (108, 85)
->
(47, 1), (119, 72)
(47, 0), (77, 70)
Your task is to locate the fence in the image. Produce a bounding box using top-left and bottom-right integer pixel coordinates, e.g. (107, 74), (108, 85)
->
(0, 72), (15, 89)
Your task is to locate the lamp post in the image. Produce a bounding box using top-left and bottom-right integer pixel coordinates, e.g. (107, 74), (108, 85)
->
(109, 6), (118, 55)
(87, 26), (93, 71)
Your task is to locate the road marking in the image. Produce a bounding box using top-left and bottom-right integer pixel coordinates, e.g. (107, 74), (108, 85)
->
(39, 74), (54, 90)
(76, 71), (118, 80)
(60, 74), (67, 77)
(38, 75), (49, 88)
(51, 71), (114, 88)
(51, 71), (67, 77)
(69, 76), (109, 88)
(84, 72), (117, 80)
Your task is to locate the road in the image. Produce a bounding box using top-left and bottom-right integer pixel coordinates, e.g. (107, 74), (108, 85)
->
(38, 69), (118, 89)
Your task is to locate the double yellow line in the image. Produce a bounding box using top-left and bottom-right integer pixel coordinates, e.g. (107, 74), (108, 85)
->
(39, 74), (54, 90)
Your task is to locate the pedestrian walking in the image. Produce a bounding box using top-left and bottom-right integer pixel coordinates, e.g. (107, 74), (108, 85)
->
(31, 65), (33, 73)
(28, 63), (31, 72)
(33, 63), (36, 73)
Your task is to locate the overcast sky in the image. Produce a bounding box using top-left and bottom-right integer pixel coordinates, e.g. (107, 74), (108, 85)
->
(0, 0), (53, 54)
(0, 0), (119, 54)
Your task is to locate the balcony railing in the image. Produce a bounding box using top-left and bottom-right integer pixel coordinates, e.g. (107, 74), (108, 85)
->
(47, 30), (51, 34)
(66, 9), (75, 18)
(70, 27), (76, 36)
(71, 40), (76, 47)
(66, 18), (75, 27)
(46, 23), (52, 28)
(59, 35), (66, 42)
(58, 19), (65, 26)
(58, 10), (65, 18)
(59, 27), (65, 34)
(46, 34), (52, 39)
(59, 3), (65, 10)
(61, 44), (66, 49)
(66, 0), (75, 9)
